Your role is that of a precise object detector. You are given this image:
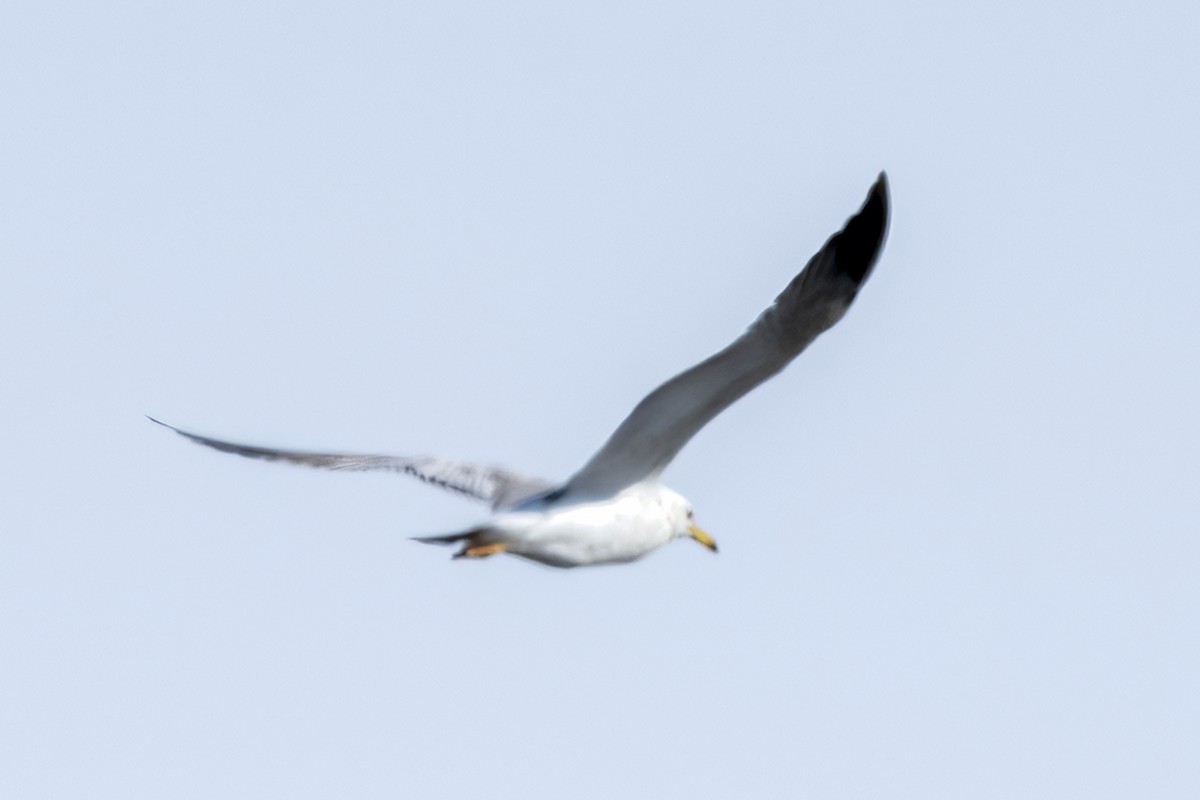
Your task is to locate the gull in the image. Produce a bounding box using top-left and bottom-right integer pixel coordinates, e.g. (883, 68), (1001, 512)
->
(152, 174), (890, 567)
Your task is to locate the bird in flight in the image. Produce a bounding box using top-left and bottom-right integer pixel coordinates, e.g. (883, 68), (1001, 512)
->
(152, 174), (890, 567)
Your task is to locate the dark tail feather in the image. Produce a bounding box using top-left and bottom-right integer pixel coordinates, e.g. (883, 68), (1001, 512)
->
(412, 527), (504, 560)
(411, 532), (473, 546)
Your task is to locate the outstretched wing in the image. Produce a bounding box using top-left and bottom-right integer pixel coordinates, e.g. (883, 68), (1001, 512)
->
(564, 173), (890, 498)
(148, 417), (554, 510)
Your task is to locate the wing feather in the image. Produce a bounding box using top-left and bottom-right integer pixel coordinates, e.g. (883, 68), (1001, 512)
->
(563, 173), (890, 497)
(148, 417), (553, 510)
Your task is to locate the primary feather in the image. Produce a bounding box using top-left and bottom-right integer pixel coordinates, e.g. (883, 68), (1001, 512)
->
(146, 417), (552, 510)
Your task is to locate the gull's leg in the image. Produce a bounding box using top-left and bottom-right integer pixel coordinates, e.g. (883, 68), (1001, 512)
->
(454, 542), (507, 559)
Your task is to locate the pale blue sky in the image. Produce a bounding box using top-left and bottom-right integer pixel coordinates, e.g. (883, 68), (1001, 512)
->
(3, 2), (1198, 798)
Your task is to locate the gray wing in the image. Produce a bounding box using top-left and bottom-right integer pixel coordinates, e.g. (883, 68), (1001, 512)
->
(148, 417), (554, 510)
(563, 173), (890, 498)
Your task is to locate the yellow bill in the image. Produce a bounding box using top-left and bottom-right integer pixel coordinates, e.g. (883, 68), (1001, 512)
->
(688, 524), (718, 553)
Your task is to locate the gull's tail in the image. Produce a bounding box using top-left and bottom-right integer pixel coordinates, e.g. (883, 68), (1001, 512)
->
(411, 531), (476, 546)
(412, 527), (505, 560)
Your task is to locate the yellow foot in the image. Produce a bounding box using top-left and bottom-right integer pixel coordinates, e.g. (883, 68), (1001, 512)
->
(456, 542), (507, 559)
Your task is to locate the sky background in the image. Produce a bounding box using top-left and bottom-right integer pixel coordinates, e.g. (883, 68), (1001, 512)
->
(3, 2), (1199, 798)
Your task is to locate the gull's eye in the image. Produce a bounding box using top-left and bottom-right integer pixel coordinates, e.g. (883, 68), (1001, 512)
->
(686, 509), (695, 520)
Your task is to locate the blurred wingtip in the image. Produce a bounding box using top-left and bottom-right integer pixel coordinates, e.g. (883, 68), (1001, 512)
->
(865, 170), (889, 220)
(146, 415), (182, 434)
(833, 171), (891, 285)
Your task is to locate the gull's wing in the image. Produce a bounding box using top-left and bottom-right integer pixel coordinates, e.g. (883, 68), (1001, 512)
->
(563, 173), (890, 498)
(148, 417), (554, 510)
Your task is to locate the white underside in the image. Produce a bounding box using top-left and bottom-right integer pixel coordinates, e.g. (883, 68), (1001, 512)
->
(484, 483), (682, 568)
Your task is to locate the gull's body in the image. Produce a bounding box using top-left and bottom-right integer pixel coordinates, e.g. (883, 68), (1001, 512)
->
(464, 485), (695, 568)
(152, 174), (890, 567)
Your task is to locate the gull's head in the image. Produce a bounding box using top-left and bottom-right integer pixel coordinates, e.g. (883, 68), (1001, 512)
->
(658, 487), (718, 554)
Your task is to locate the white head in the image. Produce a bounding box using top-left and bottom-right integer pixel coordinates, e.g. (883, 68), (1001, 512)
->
(657, 486), (718, 553)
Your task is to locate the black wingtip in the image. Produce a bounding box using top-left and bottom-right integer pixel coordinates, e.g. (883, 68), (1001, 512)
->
(147, 416), (189, 439)
(833, 172), (890, 285)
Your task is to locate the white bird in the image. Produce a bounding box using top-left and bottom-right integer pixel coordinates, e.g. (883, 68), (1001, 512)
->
(152, 174), (890, 567)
